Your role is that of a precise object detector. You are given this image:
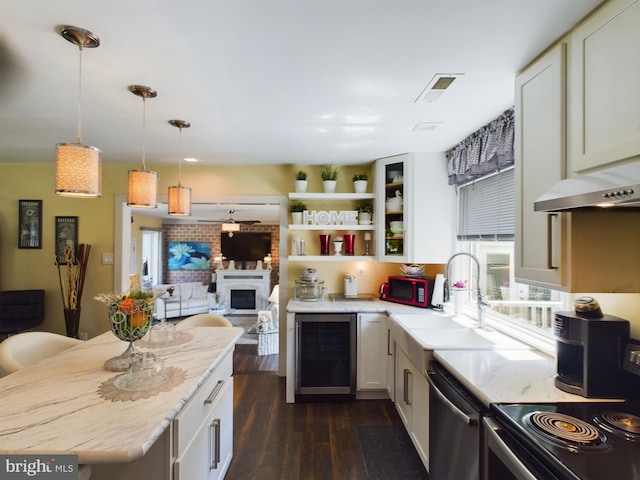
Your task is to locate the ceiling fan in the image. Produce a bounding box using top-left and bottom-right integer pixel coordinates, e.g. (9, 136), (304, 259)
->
(197, 209), (262, 226)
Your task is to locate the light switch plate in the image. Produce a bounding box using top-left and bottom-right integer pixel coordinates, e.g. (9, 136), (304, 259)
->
(101, 253), (114, 265)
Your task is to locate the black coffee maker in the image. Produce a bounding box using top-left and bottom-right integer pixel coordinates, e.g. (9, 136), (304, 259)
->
(555, 296), (630, 398)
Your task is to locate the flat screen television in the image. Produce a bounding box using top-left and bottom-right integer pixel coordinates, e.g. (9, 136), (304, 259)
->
(221, 232), (271, 262)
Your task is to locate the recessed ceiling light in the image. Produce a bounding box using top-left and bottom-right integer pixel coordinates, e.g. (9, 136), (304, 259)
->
(183, 157), (199, 163)
(415, 73), (464, 103)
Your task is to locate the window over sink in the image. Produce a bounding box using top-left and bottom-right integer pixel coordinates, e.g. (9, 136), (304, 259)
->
(454, 169), (569, 354)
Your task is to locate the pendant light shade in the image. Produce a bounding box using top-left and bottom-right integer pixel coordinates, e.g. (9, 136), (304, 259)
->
(168, 119), (192, 216)
(55, 143), (102, 197)
(127, 85), (158, 208)
(168, 185), (192, 216)
(55, 25), (102, 198)
(128, 169), (158, 208)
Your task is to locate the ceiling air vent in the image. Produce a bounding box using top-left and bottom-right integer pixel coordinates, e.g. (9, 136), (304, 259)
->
(415, 73), (464, 103)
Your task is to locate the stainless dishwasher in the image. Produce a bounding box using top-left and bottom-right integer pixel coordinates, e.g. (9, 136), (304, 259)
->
(426, 361), (487, 480)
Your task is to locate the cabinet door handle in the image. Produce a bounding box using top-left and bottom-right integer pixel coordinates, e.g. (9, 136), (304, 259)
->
(403, 368), (411, 405)
(546, 213), (559, 269)
(387, 329), (392, 356)
(209, 418), (221, 470)
(204, 379), (225, 405)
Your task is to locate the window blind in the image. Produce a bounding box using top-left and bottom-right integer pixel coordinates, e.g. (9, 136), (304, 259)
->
(457, 168), (514, 241)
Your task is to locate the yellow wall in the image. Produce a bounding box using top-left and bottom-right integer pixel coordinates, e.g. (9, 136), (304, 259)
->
(0, 161), (376, 338)
(2, 161), (638, 340)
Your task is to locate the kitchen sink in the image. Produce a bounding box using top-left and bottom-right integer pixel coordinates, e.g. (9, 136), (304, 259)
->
(411, 327), (529, 350)
(389, 312), (530, 371)
(391, 313), (471, 330)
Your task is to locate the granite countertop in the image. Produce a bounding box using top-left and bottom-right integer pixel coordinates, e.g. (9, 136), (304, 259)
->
(0, 326), (243, 464)
(287, 297), (426, 314)
(286, 299), (611, 407)
(386, 310), (611, 407)
(433, 349), (615, 408)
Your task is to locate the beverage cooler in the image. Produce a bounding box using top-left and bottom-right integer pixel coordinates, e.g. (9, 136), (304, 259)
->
(294, 313), (356, 402)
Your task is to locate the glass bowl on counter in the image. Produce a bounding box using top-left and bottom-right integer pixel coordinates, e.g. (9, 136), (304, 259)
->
(115, 352), (169, 391)
(148, 319), (176, 345)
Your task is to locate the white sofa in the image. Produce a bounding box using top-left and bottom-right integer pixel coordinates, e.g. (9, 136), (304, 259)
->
(154, 282), (212, 320)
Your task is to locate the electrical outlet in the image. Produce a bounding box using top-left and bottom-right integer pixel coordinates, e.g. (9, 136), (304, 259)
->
(101, 253), (114, 265)
(79, 332), (88, 341)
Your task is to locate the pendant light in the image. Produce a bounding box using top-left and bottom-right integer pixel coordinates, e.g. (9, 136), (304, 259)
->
(55, 25), (102, 198)
(167, 119), (192, 216)
(127, 85), (158, 208)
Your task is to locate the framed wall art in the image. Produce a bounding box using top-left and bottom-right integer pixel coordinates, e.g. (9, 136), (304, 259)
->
(55, 216), (78, 264)
(168, 241), (211, 270)
(18, 199), (42, 249)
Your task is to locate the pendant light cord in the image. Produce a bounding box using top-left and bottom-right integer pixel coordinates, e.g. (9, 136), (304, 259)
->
(141, 95), (147, 170)
(76, 43), (84, 145)
(178, 125), (183, 186)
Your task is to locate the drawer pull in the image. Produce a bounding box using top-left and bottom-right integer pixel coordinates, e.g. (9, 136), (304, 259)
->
(209, 418), (221, 470)
(204, 379), (225, 405)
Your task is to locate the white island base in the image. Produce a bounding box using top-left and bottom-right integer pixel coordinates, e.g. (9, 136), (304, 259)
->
(0, 326), (242, 480)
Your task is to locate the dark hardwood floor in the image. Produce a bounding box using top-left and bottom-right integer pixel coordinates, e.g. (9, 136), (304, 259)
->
(227, 344), (407, 480)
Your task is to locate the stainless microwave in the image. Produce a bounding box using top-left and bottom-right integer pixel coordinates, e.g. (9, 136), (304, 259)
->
(386, 275), (433, 308)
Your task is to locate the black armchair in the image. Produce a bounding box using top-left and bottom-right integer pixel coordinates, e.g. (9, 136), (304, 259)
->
(0, 290), (45, 335)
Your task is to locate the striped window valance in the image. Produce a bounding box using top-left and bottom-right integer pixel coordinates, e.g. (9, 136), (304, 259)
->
(446, 108), (515, 186)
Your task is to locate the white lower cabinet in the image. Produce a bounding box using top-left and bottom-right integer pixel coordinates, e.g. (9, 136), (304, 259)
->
(386, 320), (395, 401)
(174, 350), (234, 480)
(90, 349), (235, 480)
(357, 313), (388, 391)
(394, 347), (429, 471)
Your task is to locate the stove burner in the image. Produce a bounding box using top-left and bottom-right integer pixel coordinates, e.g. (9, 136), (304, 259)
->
(523, 411), (611, 452)
(594, 411), (640, 441)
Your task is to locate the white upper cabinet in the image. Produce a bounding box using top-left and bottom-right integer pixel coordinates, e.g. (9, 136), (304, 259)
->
(569, 0), (640, 173)
(514, 42), (567, 289)
(375, 153), (454, 264)
(514, 1), (640, 293)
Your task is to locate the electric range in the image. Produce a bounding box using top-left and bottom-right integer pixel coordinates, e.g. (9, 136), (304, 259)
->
(489, 401), (640, 480)
(485, 339), (640, 480)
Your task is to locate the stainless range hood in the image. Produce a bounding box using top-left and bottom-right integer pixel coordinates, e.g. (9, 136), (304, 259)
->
(534, 162), (640, 212)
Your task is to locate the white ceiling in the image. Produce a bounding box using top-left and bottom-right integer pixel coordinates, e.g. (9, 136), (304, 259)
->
(0, 0), (602, 169)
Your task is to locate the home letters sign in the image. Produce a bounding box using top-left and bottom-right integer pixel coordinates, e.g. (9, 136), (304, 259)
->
(303, 210), (358, 225)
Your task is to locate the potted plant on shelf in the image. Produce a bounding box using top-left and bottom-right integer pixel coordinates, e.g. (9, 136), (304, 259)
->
(320, 164), (340, 193)
(289, 200), (307, 225)
(294, 170), (308, 193)
(352, 173), (368, 193)
(357, 202), (373, 225)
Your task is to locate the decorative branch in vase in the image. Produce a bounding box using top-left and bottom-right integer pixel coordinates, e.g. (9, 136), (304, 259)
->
(55, 243), (91, 338)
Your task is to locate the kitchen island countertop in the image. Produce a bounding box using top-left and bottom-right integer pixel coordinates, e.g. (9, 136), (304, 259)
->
(0, 326), (243, 464)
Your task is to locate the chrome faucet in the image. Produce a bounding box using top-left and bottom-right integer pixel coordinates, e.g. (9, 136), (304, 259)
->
(445, 252), (491, 329)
